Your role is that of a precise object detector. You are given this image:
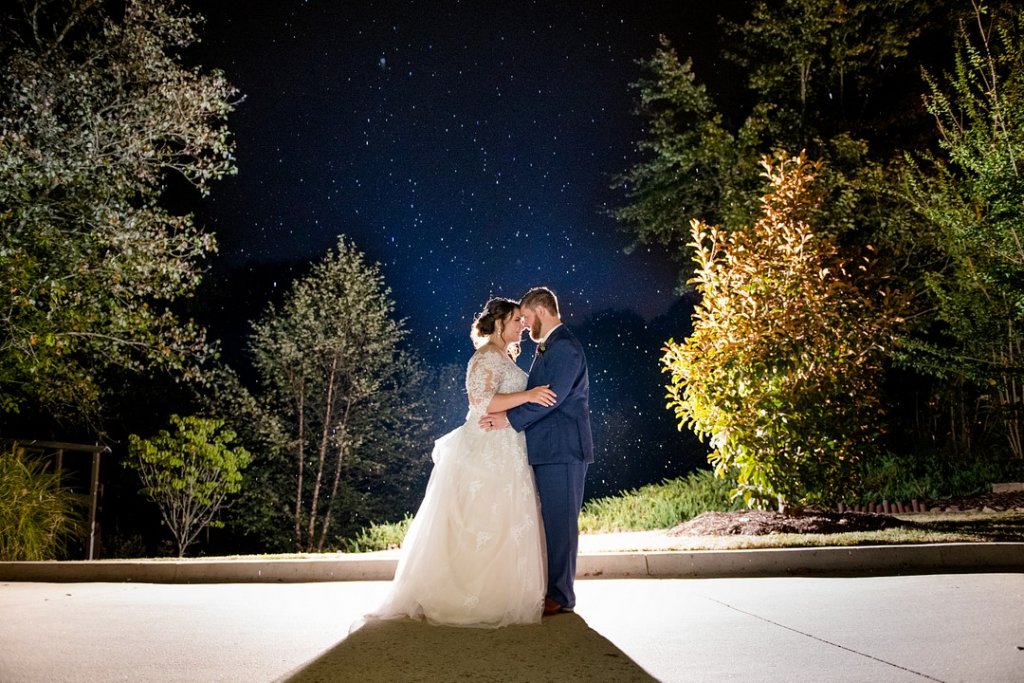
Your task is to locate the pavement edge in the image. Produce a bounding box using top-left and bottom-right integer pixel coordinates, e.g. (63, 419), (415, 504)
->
(1, 543), (1021, 583)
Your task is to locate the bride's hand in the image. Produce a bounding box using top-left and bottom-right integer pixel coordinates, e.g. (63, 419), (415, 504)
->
(479, 411), (509, 430)
(527, 385), (556, 406)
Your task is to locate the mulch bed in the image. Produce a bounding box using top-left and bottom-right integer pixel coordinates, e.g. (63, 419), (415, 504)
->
(669, 491), (1024, 537)
(913, 489), (1024, 513)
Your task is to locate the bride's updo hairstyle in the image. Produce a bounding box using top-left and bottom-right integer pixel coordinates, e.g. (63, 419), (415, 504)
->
(471, 297), (521, 359)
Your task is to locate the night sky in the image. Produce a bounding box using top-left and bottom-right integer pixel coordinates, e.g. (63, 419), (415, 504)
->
(188, 1), (747, 495)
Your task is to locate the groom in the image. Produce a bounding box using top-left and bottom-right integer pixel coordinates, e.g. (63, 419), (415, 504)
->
(483, 286), (593, 615)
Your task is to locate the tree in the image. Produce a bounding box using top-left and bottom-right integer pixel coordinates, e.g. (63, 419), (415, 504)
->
(249, 237), (430, 552)
(614, 2), (956, 279)
(0, 0), (237, 421)
(127, 414), (251, 557)
(612, 36), (758, 267)
(191, 364), (295, 552)
(662, 154), (906, 509)
(728, 0), (944, 150)
(902, 2), (1024, 458)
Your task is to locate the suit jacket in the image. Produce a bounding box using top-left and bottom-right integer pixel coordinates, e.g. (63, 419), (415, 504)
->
(507, 324), (594, 465)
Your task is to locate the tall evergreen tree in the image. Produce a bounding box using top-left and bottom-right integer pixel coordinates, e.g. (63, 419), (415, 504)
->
(614, 1), (957, 277)
(612, 37), (758, 268)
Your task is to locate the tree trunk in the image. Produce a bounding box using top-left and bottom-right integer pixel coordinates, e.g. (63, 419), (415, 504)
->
(997, 323), (1023, 459)
(317, 399), (353, 551)
(306, 354), (339, 551)
(293, 376), (306, 551)
(799, 61), (810, 110)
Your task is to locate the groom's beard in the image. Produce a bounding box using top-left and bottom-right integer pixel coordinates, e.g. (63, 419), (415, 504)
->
(530, 319), (542, 342)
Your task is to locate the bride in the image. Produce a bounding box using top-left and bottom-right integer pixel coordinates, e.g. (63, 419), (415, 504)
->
(368, 297), (553, 628)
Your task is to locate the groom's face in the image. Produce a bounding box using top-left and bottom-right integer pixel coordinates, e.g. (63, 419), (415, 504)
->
(521, 305), (543, 342)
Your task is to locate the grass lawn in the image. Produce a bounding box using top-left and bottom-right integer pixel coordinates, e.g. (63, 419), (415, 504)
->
(339, 470), (1024, 554)
(97, 511), (1024, 559)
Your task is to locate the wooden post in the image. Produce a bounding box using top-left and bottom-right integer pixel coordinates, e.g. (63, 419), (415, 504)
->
(88, 450), (101, 561)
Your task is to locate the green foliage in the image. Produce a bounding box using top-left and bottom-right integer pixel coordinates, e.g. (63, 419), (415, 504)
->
(349, 470), (738, 543)
(729, 0), (941, 148)
(901, 4), (1024, 458)
(579, 469), (740, 533)
(663, 154), (906, 510)
(193, 365), (295, 552)
(0, 0), (238, 420)
(0, 454), (83, 560)
(614, 4), (949, 278)
(249, 236), (430, 553)
(127, 414), (251, 557)
(612, 36), (759, 264)
(860, 450), (1024, 503)
(343, 514), (413, 553)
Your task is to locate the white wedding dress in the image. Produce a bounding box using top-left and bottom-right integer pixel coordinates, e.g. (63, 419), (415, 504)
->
(368, 346), (546, 628)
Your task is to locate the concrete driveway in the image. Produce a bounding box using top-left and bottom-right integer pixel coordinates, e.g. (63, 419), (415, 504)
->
(2, 573), (1022, 682)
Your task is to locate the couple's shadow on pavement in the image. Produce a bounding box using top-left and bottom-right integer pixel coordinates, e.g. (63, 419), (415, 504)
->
(278, 612), (659, 682)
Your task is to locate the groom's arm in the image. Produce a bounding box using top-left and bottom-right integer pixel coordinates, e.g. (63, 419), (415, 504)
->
(507, 340), (582, 432)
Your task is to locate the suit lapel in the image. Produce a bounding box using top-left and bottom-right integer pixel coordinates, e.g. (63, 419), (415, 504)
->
(530, 325), (568, 374)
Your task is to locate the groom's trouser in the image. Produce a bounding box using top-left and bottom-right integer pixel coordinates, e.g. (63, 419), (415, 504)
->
(533, 461), (588, 609)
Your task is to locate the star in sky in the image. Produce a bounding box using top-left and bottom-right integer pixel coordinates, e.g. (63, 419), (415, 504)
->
(188, 0), (744, 493)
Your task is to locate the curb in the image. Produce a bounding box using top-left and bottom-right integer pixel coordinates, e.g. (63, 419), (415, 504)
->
(1, 543), (1021, 583)
(577, 542), (1024, 578)
(0, 554), (396, 584)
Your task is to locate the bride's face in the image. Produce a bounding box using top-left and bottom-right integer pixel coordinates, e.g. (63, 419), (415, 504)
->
(501, 308), (526, 345)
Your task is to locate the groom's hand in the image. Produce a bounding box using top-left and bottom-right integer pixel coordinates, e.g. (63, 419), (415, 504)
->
(479, 411), (510, 431)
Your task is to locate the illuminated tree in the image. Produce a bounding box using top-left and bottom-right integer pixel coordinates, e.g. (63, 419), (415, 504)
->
(128, 414), (251, 557)
(0, 0), (237, 421)
(249, 237), (429, 552)
(663, 154), (906, 509)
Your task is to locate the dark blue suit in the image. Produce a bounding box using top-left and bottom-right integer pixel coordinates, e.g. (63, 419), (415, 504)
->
(507, 324), (593, 609)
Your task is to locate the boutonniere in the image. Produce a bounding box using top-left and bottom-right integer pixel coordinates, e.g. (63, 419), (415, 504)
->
(538, 342), (547, 354)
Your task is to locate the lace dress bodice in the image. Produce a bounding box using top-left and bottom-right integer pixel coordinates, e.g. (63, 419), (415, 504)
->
(465, 347), (528, 418)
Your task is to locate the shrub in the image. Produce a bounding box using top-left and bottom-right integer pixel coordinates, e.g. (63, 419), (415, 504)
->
(860, 450), (1024, 503)
(663, 153), (906, 510)
(343, 514), (413, 553)
(127, 415), (251, 557)
(0, 456), (83, 560)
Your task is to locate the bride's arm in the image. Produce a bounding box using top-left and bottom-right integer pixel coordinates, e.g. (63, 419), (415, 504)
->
(486, 385), (555, 413)
(467, 350), (555, 421)
(467, 352), (553, 411)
